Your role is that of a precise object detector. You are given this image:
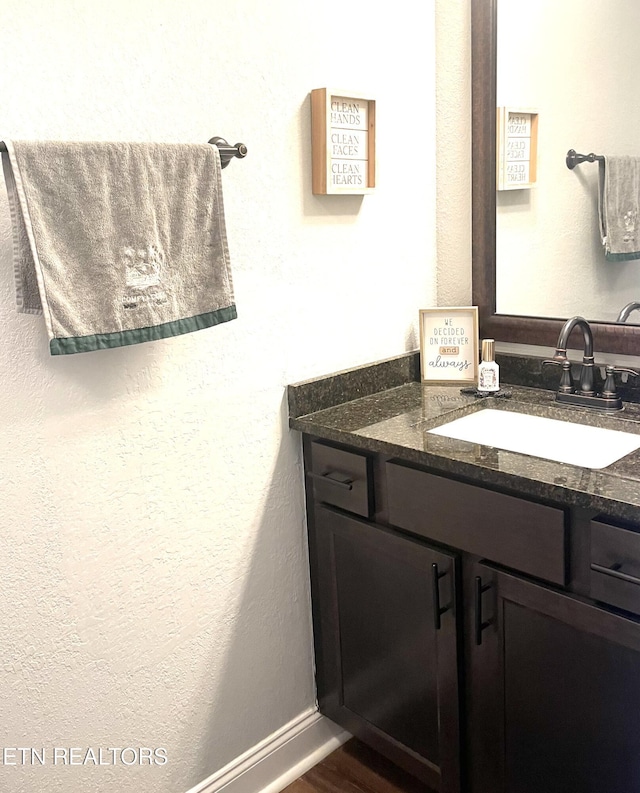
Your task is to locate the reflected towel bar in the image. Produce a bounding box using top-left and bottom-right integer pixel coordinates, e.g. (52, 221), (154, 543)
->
(0, 137), (248, 169)
(566, 149), (604, 169)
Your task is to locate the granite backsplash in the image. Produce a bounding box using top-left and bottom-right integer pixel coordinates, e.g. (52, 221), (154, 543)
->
(288, 350), (640, 419)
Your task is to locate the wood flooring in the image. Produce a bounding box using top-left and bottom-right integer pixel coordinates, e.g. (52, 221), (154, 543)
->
(281, 739), (432, 793)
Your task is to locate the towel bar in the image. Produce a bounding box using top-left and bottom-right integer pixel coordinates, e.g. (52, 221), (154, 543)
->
(0, 138), (247, 169)
(566, 149), (604, 169)
(207, 137), (248, 169)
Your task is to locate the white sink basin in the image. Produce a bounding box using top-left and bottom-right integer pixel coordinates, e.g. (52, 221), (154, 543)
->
(427, 408), (640, 469)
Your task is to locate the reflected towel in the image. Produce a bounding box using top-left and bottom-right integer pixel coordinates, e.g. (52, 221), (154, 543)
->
(598, 155), (640, 262)
(1, 140), (237, 355)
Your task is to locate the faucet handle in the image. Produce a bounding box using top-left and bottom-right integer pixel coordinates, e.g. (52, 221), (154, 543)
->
(602, 365), (639, 398)
(542, 358), (574, 393)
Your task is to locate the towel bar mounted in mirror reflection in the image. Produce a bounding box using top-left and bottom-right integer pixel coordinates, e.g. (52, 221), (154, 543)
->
(0, 137), (248, 170)
(566, 149), (604, 170)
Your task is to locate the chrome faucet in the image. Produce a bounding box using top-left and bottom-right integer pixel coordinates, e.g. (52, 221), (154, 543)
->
(543, 316), (637, 411)
(616, 302), (640, 323)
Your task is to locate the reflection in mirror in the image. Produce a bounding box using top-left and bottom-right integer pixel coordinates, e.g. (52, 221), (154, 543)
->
(618, 302), (640, 323)
(496, 0), (640, 325)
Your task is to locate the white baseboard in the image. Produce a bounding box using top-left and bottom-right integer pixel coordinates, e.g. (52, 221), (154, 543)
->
(185, 707), (350, 793)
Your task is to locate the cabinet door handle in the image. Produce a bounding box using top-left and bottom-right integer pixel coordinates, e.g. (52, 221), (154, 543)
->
(307, 470), (354, 491)
(432, 562), (452, 630)
(591, 562), (640, 586)
(475, 575), (493, 645)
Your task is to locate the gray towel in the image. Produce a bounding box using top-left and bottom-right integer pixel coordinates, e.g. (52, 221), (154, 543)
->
(598, 156), (640, 262)
(1, 140), (237, 355)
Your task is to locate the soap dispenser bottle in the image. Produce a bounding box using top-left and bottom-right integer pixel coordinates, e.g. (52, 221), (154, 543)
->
(478, 338), (499, 393)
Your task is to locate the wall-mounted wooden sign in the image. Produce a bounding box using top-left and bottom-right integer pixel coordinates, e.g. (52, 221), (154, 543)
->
(311, 88), (376, 195)
(496, 107), (538, 190)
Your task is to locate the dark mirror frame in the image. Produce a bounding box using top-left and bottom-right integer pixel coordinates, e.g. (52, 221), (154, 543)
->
(471, 0), (640, 355)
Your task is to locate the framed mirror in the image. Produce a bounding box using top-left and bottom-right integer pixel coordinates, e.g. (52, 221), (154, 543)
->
(471, 0), (640, 355)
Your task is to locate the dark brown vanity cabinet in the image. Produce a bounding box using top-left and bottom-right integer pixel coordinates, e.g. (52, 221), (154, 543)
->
(306, 440), (462, 791)
(312, 506), (462, 791)
(469, 562), (640, 793)
(303, 436), (640, 793)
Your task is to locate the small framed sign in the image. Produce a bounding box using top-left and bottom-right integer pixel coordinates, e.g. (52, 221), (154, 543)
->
(496, 107), (538, 190)
(419, 307), (479, 384)
(310, 88), (376, 195)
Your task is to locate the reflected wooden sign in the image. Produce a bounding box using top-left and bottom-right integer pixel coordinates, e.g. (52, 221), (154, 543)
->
(497, 108), (538, 190)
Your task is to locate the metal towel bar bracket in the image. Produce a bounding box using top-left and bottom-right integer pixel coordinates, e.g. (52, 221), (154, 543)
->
(0, 137), (248, 169)
(207, 137), (248, 169)
(566, 148), (604, 169)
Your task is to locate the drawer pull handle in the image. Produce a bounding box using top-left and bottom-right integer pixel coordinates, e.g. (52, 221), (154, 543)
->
(475, 576), (493, 646)
(307, 470), (354, 491)
(432, 563), (452, 630)
(591, 562), (640, 587)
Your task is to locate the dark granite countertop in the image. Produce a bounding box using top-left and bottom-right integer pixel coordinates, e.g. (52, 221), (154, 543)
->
(288, 352), (640, 523)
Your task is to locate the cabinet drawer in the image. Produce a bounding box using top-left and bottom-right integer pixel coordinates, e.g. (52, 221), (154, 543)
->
(308, 441), (373, 517)
(386, 461), (567, 585)
(591, 519), (640, 614)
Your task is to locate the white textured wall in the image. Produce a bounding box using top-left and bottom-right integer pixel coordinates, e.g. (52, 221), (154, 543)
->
(0, 1), (436, 792)
(497, 0), (640, 322)
(435, 0), (472, 307)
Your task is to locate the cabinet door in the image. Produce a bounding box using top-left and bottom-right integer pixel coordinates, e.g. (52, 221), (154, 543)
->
(469, 561), (640, 793)
(312, 505), (461, 792)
